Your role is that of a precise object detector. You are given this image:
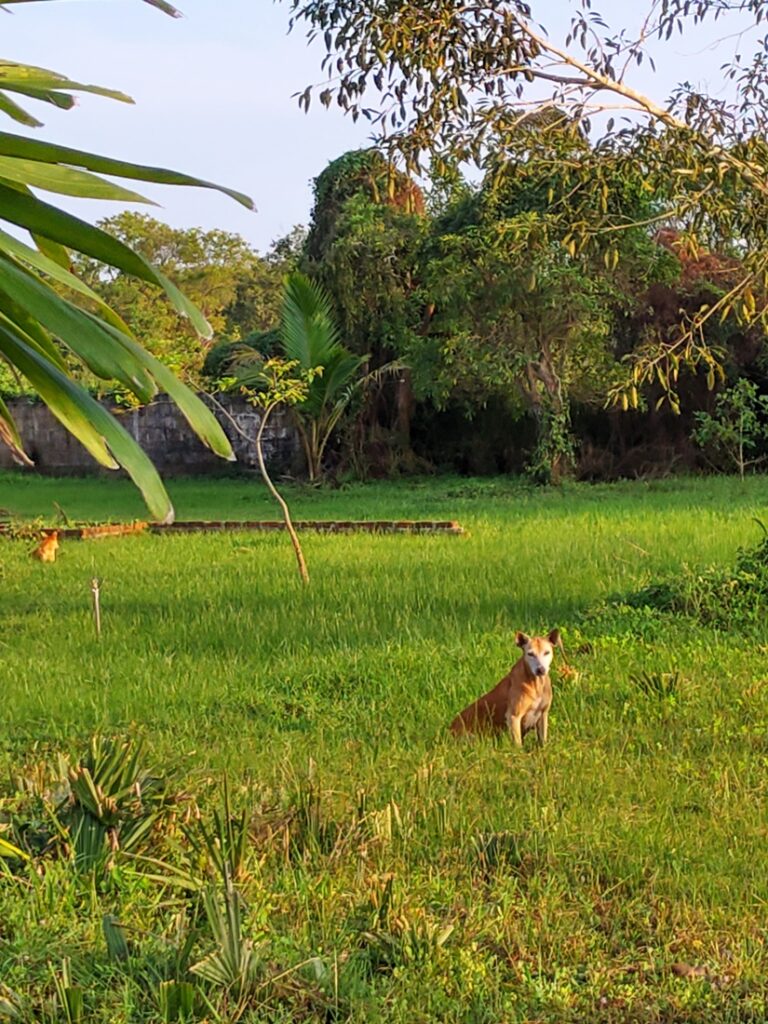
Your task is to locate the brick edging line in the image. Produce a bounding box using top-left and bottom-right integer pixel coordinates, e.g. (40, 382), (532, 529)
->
(1, 519), (466, 538)
(155, 519), (465, 535)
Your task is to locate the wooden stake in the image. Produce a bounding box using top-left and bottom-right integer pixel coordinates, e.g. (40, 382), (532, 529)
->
(91, 577), (102, 637)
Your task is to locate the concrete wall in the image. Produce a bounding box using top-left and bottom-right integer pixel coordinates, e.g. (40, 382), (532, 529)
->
(0, 395), (299, 476)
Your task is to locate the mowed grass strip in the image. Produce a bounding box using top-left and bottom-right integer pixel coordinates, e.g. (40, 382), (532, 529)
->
(1, 471), (767, 1022)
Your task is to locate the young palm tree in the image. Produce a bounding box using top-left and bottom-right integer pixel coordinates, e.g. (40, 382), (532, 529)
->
(234, 272), (369, 481)
(280, 272), (368, 480)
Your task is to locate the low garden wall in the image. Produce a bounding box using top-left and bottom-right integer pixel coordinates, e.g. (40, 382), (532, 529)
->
(0, 395), (299, 476)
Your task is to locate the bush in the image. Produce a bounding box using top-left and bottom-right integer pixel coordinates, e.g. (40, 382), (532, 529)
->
(202, 339), (241, 380)
(203, 331), (281, 383)
(621, 522), (768, 631)
(691, 379), (768, 479)
(243, 328), (281, 356)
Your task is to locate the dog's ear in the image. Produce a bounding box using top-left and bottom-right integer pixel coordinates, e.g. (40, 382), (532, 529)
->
(515, 631), (529, 648)
(548, 628), (561, 649)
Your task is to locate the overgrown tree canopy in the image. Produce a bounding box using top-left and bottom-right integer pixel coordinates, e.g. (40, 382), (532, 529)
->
(286, 0), (768, 410)
(299, 135), (686, 480)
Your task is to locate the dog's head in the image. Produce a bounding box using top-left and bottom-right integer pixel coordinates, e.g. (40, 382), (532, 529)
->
(516, 629), (560, 677)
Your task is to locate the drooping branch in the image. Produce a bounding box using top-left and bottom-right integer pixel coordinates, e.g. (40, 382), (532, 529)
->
(508, 16), (680, 128)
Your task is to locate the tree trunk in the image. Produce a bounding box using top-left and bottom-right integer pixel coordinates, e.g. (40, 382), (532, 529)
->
(296, 418), (318, 483)
(257, 405), (309, 585)
(526, 348), (573, 484)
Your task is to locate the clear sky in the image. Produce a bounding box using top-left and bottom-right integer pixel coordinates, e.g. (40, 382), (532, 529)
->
(5, 0), (756, 253)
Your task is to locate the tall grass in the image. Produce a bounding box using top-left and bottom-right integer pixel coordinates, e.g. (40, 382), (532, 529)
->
(0, 472), (767, 1021)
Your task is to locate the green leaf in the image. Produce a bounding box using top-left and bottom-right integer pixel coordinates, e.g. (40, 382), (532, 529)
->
(0, 835), (29, 861)
(140, 0), (183, 15)
(0, 226), (133, 334)
(98, 323), (235, 460)
(0, 61), (133, 104)
(0, 183), (213, 335)
(280, 271), (342, 368)
(157, 980), (197, 1023)
(0, 296), (68, 371)
(0, 155), (154, 203)
(31, 233), (70, 268)
(0, 256), (157, 397)
(0, 393), (33, 466)
(1, 0), (181, 13)
(0, 132), (255, 209)
(1, 85), (75, 111)
(0, 322), (175, 522)
(0, 92), (41, 127)
(102, 915), (131, 962)
(0, 323), (114, 466)
(0, 180), (163, 276)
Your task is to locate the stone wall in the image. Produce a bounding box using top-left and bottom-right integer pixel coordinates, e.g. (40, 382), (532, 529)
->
(0, 395), (299, 476)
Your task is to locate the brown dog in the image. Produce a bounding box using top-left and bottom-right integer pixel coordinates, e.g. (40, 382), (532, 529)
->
(450, 630), (560, 746)
(31, 530), (59, 563)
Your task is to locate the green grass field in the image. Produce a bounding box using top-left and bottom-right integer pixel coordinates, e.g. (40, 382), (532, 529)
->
(1, 470), (768, 1022)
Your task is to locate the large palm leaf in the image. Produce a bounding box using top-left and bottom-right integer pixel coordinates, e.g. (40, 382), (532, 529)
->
(280, 271), (342, 371)
(230, 273), (400, 479)
(280, 271), (367, 418)
(0, 0), (254, 522)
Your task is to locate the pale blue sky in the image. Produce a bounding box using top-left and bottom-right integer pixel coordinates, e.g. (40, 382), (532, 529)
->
(5, 0), (755, 252)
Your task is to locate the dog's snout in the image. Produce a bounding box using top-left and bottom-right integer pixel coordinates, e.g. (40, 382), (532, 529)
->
(536, 666), (546, 676)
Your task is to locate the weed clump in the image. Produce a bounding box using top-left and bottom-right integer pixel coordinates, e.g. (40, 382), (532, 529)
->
(623, 522), (768, 631)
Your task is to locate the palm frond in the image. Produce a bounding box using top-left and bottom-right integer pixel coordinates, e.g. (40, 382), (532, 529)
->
(280, 271), (342, 369)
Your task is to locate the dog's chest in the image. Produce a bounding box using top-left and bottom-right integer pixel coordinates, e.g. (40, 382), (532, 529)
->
(521, 682), (551, 732)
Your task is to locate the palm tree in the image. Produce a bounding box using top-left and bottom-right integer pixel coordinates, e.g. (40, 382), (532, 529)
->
(234, 272), (368, 481)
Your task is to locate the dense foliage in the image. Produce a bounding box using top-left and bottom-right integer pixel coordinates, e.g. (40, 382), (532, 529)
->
(26, 136), (766, 484)
(274, 0), (768, 476)
(10, 0), (768, 488)
(284, 143), (765, 480)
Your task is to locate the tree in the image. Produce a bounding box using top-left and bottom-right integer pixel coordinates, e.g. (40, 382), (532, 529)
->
(239, 359), (314, 585)
(231, 272), (369, 481)
(71, 213), (284, 389)
(223, 226), (307, 342)
(410, 141), (679, 480)
(417, 217), (613, 481)
(304, 149), (426, 456)
(692, 379), (768, 480)
(285, 0), (768, 414)
(305, 149), (423, 264)
(0, 0), (252, 522)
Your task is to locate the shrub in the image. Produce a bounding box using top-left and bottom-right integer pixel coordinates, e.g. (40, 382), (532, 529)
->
(621, 521), (768, 631)
(691, 379), (768, 479)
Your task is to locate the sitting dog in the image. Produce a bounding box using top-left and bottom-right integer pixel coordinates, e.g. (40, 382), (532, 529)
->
(450, 629), (560, 746)
(31, 530), (59, 563)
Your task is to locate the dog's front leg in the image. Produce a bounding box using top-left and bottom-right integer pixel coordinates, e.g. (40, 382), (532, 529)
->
(536, 710), (548, 747)
(506, 710), (523, 747)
